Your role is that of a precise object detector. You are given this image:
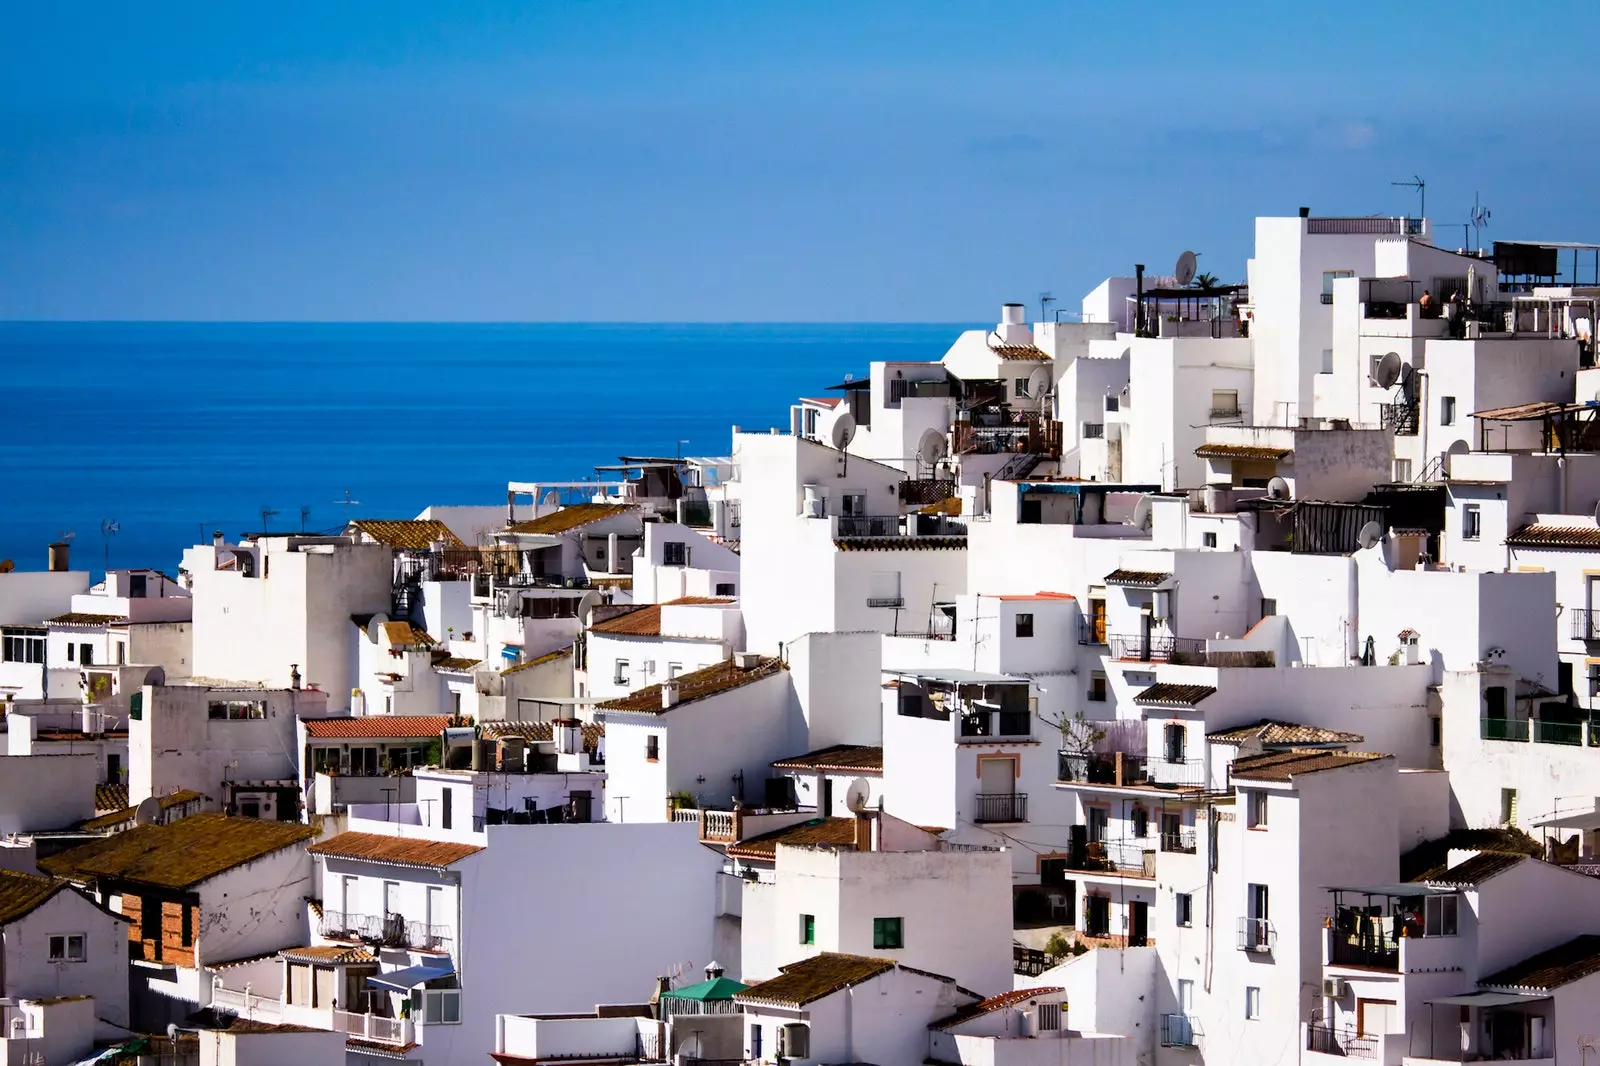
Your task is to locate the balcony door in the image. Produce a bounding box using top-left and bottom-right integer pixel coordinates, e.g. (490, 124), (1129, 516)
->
(1129, 901), (1148, 946)
(1088, 598), (1106, 643)
(1356, 999), (1396, 1037)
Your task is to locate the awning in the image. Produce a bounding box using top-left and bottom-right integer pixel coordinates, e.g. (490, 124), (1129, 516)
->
(500, 645), (522, 661)
(1426, 991), (1550, 1007)
(1326, 883), (1458, 897)
(1533, 808), (1600, 831)
(367, 962), (455, 992)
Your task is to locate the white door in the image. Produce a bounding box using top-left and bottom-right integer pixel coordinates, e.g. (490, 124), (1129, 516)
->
(979, 757), (1014, 795)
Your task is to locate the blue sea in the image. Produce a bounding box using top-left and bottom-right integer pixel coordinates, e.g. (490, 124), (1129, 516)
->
(0, 322), (972, 573)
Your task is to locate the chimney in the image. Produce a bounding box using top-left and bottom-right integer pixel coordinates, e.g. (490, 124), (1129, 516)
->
(1299, 206), (1311, 218)
(650, 975), (671, 1020)
(854, 811), (875, 852)
(47, 542), (69, 573)
(289, 664), (302, 690)
(998, 303), (1031, 346)
(661, 680), (681, 710)
(553, 717), (582, 755)
(213, 530), (224, 547)
(733, 652), (761, 671)
(704, 961), (724, 982)
(1134, 264), (1146, 335)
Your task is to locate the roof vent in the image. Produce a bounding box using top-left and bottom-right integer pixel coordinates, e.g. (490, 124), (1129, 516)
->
(733, 652), (761, 670)
(705, 961), (724, 981)
(661, 680), (681, 709)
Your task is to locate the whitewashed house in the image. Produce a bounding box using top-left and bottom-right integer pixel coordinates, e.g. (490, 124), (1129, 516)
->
(0, 868), (132, 1035)
(582, 596), (742, 701)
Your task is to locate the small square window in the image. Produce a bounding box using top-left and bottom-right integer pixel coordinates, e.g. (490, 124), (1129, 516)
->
(1104, 396), (1119, 413)
(1202, 532), (1218, 548)
(1260, 598), (1276, 618)
(1441, 396), (1457, 426)
(663, 542), (687, 566)
(1176, 893), (1193, 927)
(1015, 378), (1030, 398)
(614, 660), (630, 685)
(1087, 672), (1107, 702)
(872, 916), (903, 949)
(1463, 504), (1482, 541)
(800, 914), (815, 945)
(715, 582), (736, 597)
(1245, 986), (1262, 1020)
(1015, 613), (1034, 639)
(48, 934), (86, 962)
(1248, 789), (1268, 828)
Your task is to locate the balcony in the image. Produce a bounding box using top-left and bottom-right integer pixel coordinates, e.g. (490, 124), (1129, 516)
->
(1013, 943), (1056, 976)
(1064, 837), (1155, 877)
(1160, 828), (1197, 854)
(319, 910), (452, 953)
(899, 477), (956, 506)
(1209, 406), (1243, 420)
(1077, 619), (1106, 646)
(335, 1008), (414, 1046)
(837, 515), (902, 538)
(1307, 216), (1424, 236)
(1480, 717), (1530, 742)
(1237, 917), (1276, 953)
(211, 985), (283, 1023)
(1105, 633), (1208, 664)
(973, 793), (1028, 824)
(1380, 402), (1420, 436)
(1571, 609), (1600, 641)
(1534, 719), (1583, 746)
(1057, 750), (1148, 787)
(1147, 758), (1208, 790)
(1161, 1014), (1201, 1049)
(1307, 1025), (1377, 1060)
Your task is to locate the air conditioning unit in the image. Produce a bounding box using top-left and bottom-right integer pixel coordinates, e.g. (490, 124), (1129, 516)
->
(778, 1023), (810, 1059)
(1322, 977), (1348, 998)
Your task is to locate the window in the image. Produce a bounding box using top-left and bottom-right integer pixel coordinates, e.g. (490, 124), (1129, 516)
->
(841, 492), (867, 517)
(872, 917), (903, 949)
(1430, 716), (1442, 746)
(1501, 787), (1518, 826)
(208, 700), (265, 721)
(803, 407), (819, 437)
(1210, 389), (1240, 418)
(1082, 422), (1105, 439)
(667, 662), (683, 679)
(800, 914), (815, 945)
(1088, 671), (1107, 702)
(452, 691), (462, 717)
(1131, 806), (1149, 838)
(239, 799), (260, 818)
(1247, 789), (1268, 829)
(413, 988), (462, 1025)
(1202, 532), (1218, 548)
(129, 573), (147, 598)
(662, 542), (687, 566)
(1393, 458), (1412, 483)
(80, 643), (93, 666)
(1463, 504), (1482, 540)
(1260, 598), (1276, 618)
(1424, 894), (1458, 936)
(750, 1023), (763, 1061)
(117, 642), (126, 664)
(1084, 895), (1111, 937)
(441, 787), (453, 830)
(1037, 1002), (1062, 1031)
(1086, 806), (1108, 843)
(1176, 893), (1193, 927)
(1164, 723), (1186, 764)
(1015, 613), (1034, 638)
(1245, 986), (1262, 1020)
(1015, 377), (1030, 398)
(108, 752), (121, 782)
(614, 660), (629, 685)
(1321, 348), (1334, 374)
(715, 582), (736, 596)
(1441, 396), (1457, 426)
(48, 934), (86, 962)
(1322, 269), (1354, 300)
(2, 634), (45, 663)
(646, 735), (660, 762)
(1104, 396), (1119, 413)
(67, 642), (75, 662)
(181, 904), (193, 947)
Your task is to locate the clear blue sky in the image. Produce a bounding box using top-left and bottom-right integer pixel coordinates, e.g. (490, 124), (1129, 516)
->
(2, 1), (1594, 322)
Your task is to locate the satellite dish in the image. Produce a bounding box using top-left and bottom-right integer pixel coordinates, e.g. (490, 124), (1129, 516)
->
(0, 560), (12, 574)
(1175, 250), (1198, 288)
(1025, 366), (1052, 409)
(1132, 494), (1154, 532)
(540, 490), (561, 510)
(1374, 352), (1403, 390)
(366, 614), (389, 643)
(576, 590), (602, 623)
(1266, 476), (1291, 500)
(1357, 522), (1384, 549)
(1398, 363), (1418, 403)
(830, 414), (857, 451)
(843, 778), (873, 813)
(916, 429), (947, 467)
(143, 666), (166, 687)
(133, 796), (162, 827)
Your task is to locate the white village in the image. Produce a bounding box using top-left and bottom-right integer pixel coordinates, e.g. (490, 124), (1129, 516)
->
(6, 211), (1600, 1066)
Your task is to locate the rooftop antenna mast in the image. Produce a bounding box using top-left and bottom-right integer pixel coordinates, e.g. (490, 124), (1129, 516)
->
(299, 506), (312, 533)
(1391, 174), (1425, 221)
(336, 489), (361, 525)
(1039, 292), (1055, 323)
(259, 506), (279, 532)
(1471, 192), (1491, 255)
(99, 519), (119, 574)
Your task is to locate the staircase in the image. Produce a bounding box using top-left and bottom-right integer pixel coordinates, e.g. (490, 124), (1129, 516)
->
(996, 452), (1044, 482)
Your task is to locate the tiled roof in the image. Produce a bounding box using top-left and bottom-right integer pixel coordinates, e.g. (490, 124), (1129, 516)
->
(1506, 523), (1600, 548)
(801, 397), (842, 408)
(993, 592), (1075, 601)
(598, 656), (786, 715)
(734, 953), (895, 1007)
(725, 817), (858, 861)
(1472, 400), (1568, 421)
(988, 344), (1050, 361)
(96, 783), (130, 813)
(79, 789), (204, 832)
(303, 715), (451, 740)
(932, 986), (1065, 1030)
(280, 944), (380, 964)
(481, 720), (604, 753)
(380, 621), (436, 646)
(590, 598), (736, 637)
(1207, 720), (1363, 745)
(834, 536), (966, 552)
(0, 869), (67, 924)
(349, 519), (464, 551)
(771, 745), (884, 774)
(1422, 851), (1525, 887)
(308, 832), (483, 869)
(41, 813), (317, 890)
(47, 613), (125, 626)
(1103, 569), (1172, 587)
(1228, 749), (1388, 782)
(1194, 443), (1292, 461)
(1132, 683), (1216, 708)
(433, 656), (482, 672)
(1480, 934), (1600, 992)
(501, 644), (574, 675)
(507, 503), (637, 535)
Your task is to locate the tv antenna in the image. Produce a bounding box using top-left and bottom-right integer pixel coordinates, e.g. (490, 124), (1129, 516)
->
(1391, 174), (1425, 220)
(335, 489), (361, 525)
(100, 519), (119, 573)
(1471, 192), (1491, 254)
(1039, 292), (1055, 322)
(299, 506), (312, 533)
(259, 506), (280, 532)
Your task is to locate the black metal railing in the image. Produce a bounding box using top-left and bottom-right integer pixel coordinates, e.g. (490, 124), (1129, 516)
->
(1379, 402), (1419, 435)
(1237, 917), (1276, 953)
(1329, 927), (1398, 970)
(1307, 1025), (1378, 1059)
(1307, 217), (1423, 236)
(1535, 719), (1584, 746)
(899, 477), (956, 506)
(973, 793), (1028, 823)
(1160, 828), (1197, 853)
(1161, 1014), (1199, 1048)
(866, 596), (906, 608)
(1013, 943), (1054, 976)
(1148, 759), (1208, 789)
(1106, 632), (1208, 664)
(1057, 750), (1148, 786)
(319, 910), (452, 952)
(837, 515), (902, 538)
(1480, 717), (1530, 742)
(1573, 609), (1600, 641)
(1320, 293), (1335, 305)
(1077, 619), (1106, 645)
(1209, 406), (1243, 419)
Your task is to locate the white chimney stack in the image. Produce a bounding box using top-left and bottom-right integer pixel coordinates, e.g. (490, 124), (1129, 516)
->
(998, 303), (1032, 346)
(553, 717), (582, 755)
(661, 680), (681, 709)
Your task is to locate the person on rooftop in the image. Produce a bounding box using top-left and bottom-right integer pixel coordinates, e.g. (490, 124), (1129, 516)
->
(1419, 289), (1437, 317)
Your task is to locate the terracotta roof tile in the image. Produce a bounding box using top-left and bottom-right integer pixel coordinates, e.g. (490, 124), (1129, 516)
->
(1229, 749), (1388, 782)
(734, 953), (896, 1007)
(348, 519), (464, 551)
(834, 536), (966, 552)
(1195, 443), (1292, 461)
(507, 503), (638, 535)
(1207, 719), (1363, 745)
(598, 656), (786, 714)
(41, 813), (316, 889)
(0, 869), (67, 924)
(501, 645), (574, 675)
(79, 789), (203, 832)
(589, 605), (662, 637)
(303, 715), (451, 740)
(1132, 683), (1216, 707)
(1103, 569), (1172, 587)
(279, 944), (380, 964)
(433, 656), (482, 672)
(1423, 851), (1525, 888)
(380, 621), (435, 646)
(481, 720), (604, 753)
(308, 832), (482, 869)
(771, 745), (884, 774)
(1506, 523), (1600, 548)
(988, 344), (1050, 361)
(48, 613), (125, 626)
(932, 987), (1064, 1029)
(96, 783), (129, 813)
(1480, 934), (1600, 992)
(726, 817), (858, 861)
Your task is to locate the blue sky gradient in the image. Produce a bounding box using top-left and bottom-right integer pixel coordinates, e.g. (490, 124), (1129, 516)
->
(3, 1), (1595, 321)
